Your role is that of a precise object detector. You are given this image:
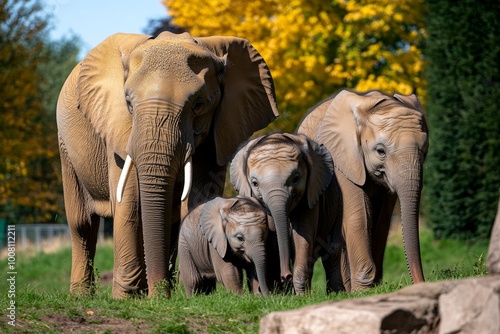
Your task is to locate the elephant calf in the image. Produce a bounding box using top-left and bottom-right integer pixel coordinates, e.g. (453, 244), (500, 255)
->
(178, 196), (274, 297)
(231, 132), (343, 294)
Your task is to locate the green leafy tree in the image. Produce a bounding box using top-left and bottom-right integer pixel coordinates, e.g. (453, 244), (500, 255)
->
(424, 0), (500, 239)
(35, 36), (81, 224)
(0, 0), (80, 223)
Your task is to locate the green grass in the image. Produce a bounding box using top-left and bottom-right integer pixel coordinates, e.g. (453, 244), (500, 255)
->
(0, 227), (489, 333)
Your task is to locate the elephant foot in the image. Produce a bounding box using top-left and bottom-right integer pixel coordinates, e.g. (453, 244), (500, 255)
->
(111, 281), (148, 299)
(351, 266), (376, 291)
(69, 281), (96, 297)
(112, 266), (148, 299)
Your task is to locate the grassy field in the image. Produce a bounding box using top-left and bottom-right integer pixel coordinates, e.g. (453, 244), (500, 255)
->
(0, 226), (490, 333)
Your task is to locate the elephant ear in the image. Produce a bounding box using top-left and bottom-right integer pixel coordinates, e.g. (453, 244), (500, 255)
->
(316, 90), (386, 186)
(230, 136), (265, 197)
(200, 197), (238, 259)
(195, 36), (279, 166)
(283, 133), (334, 209)
(76, 33), (151, 159)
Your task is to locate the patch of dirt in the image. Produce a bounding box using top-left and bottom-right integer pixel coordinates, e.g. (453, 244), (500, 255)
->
(39, 309), (150, 334)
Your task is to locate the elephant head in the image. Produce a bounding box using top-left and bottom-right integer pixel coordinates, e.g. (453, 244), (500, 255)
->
(230, 133), (334, 285)
(200, 197), (275, 295)
(75, 32), (278, 296)
(314, 89), (428, 284)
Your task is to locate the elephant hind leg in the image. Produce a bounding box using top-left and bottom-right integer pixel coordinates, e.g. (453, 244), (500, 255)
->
(198, 278), (216, 295)
(180, 273), (214, 297)
(322, 253), (345, 294)
(69, 213), (100, 295)
(60, 145), (100, 295)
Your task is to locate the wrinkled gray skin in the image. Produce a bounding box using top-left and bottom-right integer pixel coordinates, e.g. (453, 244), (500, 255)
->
(57, 31), (278, 298)
(298, 89), (429, 291)
(231, 133), (343, 294)
(178, 197), (274, 297)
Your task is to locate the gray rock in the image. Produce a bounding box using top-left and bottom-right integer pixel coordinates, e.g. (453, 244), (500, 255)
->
(260, 276), (500, 334)
(438, 277), (500, 334)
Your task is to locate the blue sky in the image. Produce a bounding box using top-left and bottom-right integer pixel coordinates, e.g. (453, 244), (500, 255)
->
(45, 0), (167, 58)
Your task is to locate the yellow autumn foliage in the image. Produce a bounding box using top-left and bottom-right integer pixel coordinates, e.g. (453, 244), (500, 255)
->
(164, 0), (426, 131)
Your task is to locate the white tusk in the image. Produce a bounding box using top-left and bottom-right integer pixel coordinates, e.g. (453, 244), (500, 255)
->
(117, 155), (133, 203)
(181, 157), (192, 202)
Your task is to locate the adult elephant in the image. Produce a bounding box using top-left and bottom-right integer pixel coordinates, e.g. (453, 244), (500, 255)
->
(231, 133), (343, 294)
(297, 89), (428, 291)
(57, 31), (278, 298)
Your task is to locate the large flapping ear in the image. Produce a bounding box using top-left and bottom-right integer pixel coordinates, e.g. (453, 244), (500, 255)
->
(76, 33), (151, 160)
(195, 36), (279, 166)
(282, 133), (334, 209)
(200, 197), (238, 259)
(315, 90), (386, 186)
(230, 136), (266, 197)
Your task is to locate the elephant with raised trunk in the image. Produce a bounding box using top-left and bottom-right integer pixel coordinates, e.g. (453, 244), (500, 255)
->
(297, 89), (429, 291)
(57, 31), (278, 298)
(178, 196), (274, 297)
(231, 133), (344, 294)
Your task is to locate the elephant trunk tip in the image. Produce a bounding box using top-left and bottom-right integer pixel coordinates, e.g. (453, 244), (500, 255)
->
(409, 262), (425, 284)
(259, 285), (269, 296)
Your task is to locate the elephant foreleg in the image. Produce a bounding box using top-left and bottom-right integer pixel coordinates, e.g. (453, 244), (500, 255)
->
(320, 224), (345, 294)
(340, 247), (351, 291)
(338, 174), (376, 292)
(370, 191), (398, 284)
(322, 253), (345, 293)
(111, 210), (147, 298)
(216, 261), (244, 295)
(110, 160), (147, 298)
(291, 204), (319, 295)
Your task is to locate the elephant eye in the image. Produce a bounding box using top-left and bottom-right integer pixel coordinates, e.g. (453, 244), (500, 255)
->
(375, 146), (386, 158)
(251, 178), (259, 188)
(125, 95), (133, 114)
(192, 100), (205, 115)
(236, 233), (245, 242)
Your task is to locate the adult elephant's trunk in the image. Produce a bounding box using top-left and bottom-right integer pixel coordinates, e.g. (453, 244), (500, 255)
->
(395, 153), (425, 284)
(137, 158), (175, 297)
(264, 189), (293, 283)
(119, 107), (193, 297)
(247, 245), (269, 296)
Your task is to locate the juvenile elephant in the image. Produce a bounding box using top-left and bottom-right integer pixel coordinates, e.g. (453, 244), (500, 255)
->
(57, 31), (278, 298)
(297, 89), (429, 291)
(178, 196), (274, 297)
(231, 133), (343, 294)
